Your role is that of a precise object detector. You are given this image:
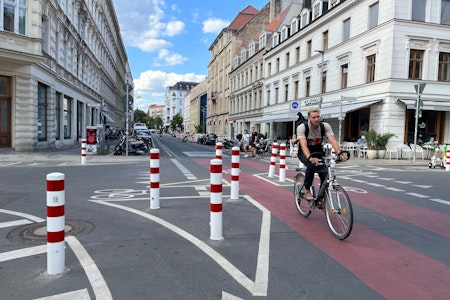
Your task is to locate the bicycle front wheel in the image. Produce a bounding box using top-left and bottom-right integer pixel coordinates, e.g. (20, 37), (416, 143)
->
(294, 173), (312, 217)
(325, 185), (353, 240)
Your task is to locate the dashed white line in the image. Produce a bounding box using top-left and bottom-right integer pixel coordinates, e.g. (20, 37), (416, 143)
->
(430, 199), (450, 206)
(384, 187), (405, 192)
(33, 288), (90, 300)
(406, 192), (429, 198)
(0, 245), (47, 263)
(171, 158), (197, 180)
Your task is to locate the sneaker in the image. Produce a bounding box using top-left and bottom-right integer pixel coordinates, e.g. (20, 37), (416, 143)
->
(244, 154), (248, 157)
(304, 190), (314, 201)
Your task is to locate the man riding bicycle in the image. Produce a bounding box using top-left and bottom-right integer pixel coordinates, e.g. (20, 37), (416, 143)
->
(296, 106), (346, 201)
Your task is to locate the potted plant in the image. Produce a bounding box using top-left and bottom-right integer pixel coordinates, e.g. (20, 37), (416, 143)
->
(376, 132), (396, 159)
(362, 129), (378, 159)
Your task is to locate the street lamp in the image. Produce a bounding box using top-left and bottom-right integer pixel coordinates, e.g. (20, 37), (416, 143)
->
(315, 50), (325, 108)
(413, 82), (426, 162)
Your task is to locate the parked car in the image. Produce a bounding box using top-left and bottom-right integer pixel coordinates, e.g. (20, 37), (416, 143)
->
(197, 133), (217, 145)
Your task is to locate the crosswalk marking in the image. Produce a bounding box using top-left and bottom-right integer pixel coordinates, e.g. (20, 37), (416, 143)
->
(0, 219), (33, 228)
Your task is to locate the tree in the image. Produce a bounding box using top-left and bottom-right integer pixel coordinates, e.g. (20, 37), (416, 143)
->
(170, 113), (184, 132)
(154, 116), (163, 129)
(134, 109), (147, 123)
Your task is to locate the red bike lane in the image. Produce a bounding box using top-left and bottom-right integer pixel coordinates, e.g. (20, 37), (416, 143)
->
(195, 158), (450, 300)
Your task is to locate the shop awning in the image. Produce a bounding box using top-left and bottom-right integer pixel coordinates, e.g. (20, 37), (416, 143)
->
(300, 99), (383, 119)
(398, 99), (450, 111)
(253, 113), (298, 124)
(101, 112), (116, 124)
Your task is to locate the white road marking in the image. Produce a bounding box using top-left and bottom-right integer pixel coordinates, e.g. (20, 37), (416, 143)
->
(171, 158), (197, 180)
(430, 199), (450, 206)
(394, 181), (412, 184)
(384, 187), (405, 192)
(366, 182), (385, 187)
(90, 196), (270, 296)
(412, 185), (432, 189)
(66, 236), (112, 300)
(378, 178), (395, 181)
(406, 192), (429, 198)
(0, 245), (47, 263)
(0, 209), (45, 222)
(0, 219), (33, 228)
(33, 288), (90, 300)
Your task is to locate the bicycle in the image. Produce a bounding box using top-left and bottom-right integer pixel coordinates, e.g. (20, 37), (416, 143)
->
(293, 151), (353, 240)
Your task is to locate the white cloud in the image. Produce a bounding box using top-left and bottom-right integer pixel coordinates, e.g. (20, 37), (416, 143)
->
(136, 39), (172, 52)
(165, 20), (185, 36)
(134, 70), (206, 108)
(171, 4), (180, 13)
(202, 18), (229, 34)
(155, 49), (187, 66)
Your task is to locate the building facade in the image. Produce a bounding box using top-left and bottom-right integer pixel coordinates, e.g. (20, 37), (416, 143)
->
(229, 0), (450, 145)
(0, 0), (131, 151)
(185, 79), (207, 135)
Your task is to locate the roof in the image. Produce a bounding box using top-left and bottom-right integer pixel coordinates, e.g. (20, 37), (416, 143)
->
(264, 6), (289, 32)
(227, 5), (259, 31)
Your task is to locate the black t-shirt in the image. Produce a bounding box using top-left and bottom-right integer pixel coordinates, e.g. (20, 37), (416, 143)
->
(250, 131), (257, 145)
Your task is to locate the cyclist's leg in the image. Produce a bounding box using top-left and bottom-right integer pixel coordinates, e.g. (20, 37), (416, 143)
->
(294, 171), (312, 217)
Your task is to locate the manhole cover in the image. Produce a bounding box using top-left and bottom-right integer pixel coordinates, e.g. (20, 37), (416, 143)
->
(6, 220), (94, 245)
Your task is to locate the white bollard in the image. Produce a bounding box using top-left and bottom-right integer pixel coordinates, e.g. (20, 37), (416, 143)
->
(210, 159), (223, 240)
(268, 143), (279, 177)
(279, 143), (286, 182)
(46, 172), (66, 275)
(215, 142), (223, 160)
(150, 149), (160, 209)
(81, 139), (86, 165)
(230, 147), (240, 200)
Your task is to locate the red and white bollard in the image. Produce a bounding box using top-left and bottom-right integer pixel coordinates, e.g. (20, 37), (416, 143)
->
(230, 147), (240, 200)
(446, 147), (450, 172)
(81, 139), (86, 165)
(210, 159), (223, 240)
(215, 142), (223, 160)
(268, 142), (279, 177)
(46, 172), (65, 274)
(150, 149), (160, 209)
(279, 143), (286, 182)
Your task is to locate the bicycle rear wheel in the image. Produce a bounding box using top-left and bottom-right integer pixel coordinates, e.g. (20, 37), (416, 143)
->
(293, 173), (312, 217)
(325, 185), (353, 240)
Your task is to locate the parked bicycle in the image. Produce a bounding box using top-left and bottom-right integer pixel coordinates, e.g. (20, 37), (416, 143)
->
(293, 150), (353, 240)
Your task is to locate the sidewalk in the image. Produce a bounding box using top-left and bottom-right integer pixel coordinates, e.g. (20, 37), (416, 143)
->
(0, 145), (432, 168)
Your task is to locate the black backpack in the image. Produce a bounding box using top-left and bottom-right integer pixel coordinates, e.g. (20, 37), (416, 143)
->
(295, 112), (325, 140)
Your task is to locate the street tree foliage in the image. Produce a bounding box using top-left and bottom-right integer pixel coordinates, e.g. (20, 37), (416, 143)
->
(171, 113), (184, 131)
(134, 109), (148, 123)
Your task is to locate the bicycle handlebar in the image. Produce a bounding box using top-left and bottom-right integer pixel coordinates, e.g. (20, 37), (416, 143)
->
(307, 150), (351, 164)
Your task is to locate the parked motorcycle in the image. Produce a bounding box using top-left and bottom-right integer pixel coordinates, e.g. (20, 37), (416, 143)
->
(222, 138), (236, 149)
(113, 137), (148, 155)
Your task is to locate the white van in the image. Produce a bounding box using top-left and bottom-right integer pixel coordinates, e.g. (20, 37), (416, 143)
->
(134, 123), (148, 131)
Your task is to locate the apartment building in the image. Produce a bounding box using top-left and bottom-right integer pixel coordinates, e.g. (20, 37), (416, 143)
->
(184, 79), (207, 134)
(0, 0), (131, 151)
(228, 0), (450, 144)
(164, 81), (198, 130)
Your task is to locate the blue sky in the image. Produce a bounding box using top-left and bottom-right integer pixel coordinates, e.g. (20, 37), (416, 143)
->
(112, 0), (268, 111)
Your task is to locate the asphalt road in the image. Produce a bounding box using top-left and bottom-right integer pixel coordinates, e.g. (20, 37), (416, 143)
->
(1, 134), (449, 299)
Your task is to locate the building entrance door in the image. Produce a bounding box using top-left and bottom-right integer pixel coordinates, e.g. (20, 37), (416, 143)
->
(0, 96), (12, 147)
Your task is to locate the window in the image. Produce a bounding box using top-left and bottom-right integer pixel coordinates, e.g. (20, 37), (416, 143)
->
(2, 0), (27, 35)
(301, 9), (310, 28)
(442, 0), (450, 25)
(267, 62), (272, 76)
(286, 52), (290, 69)
(341, 64), (348, 88)
(291, 18), (299, 34)
(275, 87), (279, 104)
(330, 0), (340, 7)
(296, 46), (300, 63)
(369, 2), (379, 30)
(64, 96), (72, 139)
(322, 71), (327, 93)
(266, 90), (270, 106)
(343, 18), (351, 41)
(409, 49), (424, 79)
(323, 31), (329, 51)
(37, 83), (48, 141)
(313, 3), (321, 19)
(276, 58), (280, 72)
(294, 80), (299, 98)
(285, 84), (289, 102)
(438, 52), (450, 81)
(306, 77), (311, 97)
(412, 0), (426, 21)
(307, 40), (312, 58)
(366, 55), (376, 82)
